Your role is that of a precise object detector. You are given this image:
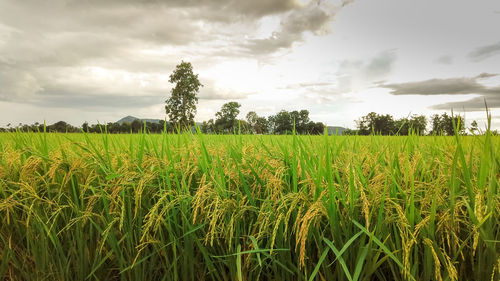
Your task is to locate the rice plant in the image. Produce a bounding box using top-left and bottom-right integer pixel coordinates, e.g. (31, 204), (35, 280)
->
(0, 129), (498, 280)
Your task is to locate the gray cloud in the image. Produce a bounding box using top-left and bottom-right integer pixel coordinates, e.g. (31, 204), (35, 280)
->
(242, 0), (352, 55)
(68, 0), (299, 20)
(435, 55), (453, 65)
(381, 73), (498, 96)
(280, 50), (396, 97)
(299, 82), (335, 88)
(468, 41), (500, 61)
(432, 95), (500, 111)
(0, 0), (314, 108)
(476, 73), (498, 79)
(381, 73), (500, 110)
(364, 50), (397, 79)
(337, 50), (397, 92)
(221, 0), (299, 18)
(34, 91), (163, 110)
(283, 82), (335, 89)
(0, 64), (43, 101)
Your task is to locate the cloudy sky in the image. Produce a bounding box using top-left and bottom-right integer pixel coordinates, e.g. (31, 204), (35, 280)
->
(1, 0), (500, 129)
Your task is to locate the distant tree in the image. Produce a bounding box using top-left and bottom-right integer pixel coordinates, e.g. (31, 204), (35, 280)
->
(266, 109), (326, 135)
(469, 120), (479, 135)
(246, 111), (259, 131)
(343, 128), (359, 135)
(290, 110), (311, 134)
(237, 119), (251, 134)
(201, 121), (209, 134)
(270, 110), (293, 134)
(246, 111), (268, 134)
(165, 61), (203, 129)
(144, 122), (163, 133)
(121, 122), (132, 133)
(107, 122), (120, 133)
(159, 120), (168, 133)
(430, 114), (442, 135)
(394, 115), (427, 135)
(47, 121), (78, 133)
(207, 119), (215, 133)
(308, 122), (325, 135)
(267, 115), (276, 133)
(357, 112), (374, 135)
(215, 102), (241, 133)
(357, 112), (395, 135)
(394, 118), (410, 135)
(254, 116), (269, 134)
(430, 113), (464, 135)
(82, 122), (89, 132)
(131, 119), (142, 133)
(409, 115), (427, 135)
(89, 124), (100, 133)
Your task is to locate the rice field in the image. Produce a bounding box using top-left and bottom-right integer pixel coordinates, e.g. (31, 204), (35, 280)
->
(0, 130), (499, 281)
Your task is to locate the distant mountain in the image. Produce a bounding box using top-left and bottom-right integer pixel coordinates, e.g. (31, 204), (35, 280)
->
(116, 116), (162, 125)
(327, 126), (347, 135)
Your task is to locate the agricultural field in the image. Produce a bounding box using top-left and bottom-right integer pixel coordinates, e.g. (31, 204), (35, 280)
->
(0, 131), (498, 281)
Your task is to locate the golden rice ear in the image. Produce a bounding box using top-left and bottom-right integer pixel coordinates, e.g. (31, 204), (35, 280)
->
(424, 238), (443, 281)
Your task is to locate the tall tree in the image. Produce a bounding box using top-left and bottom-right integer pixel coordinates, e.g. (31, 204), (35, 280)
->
(165, 61), (203, 129)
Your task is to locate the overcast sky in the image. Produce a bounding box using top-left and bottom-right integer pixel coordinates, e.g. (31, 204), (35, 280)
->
(1, 0), (500, 129)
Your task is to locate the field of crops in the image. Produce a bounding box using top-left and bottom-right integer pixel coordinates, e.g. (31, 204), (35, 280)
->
(0, 131), (498, 281)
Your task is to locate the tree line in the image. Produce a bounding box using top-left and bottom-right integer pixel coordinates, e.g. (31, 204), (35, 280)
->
(345, 112), (473, 136)
(200, 102), (325, 135)
(0, 120), (168, 134)
(0, 61), (495, 135)
(1, 110), (492, 136)
(0, 105), (325, 135)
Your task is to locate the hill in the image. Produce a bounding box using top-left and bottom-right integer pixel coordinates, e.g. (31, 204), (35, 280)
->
(326, 126), (347, 135)
(116, 116), (162, 125)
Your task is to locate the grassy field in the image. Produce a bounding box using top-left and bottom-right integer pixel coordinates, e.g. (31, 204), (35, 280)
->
(0, 131), (498, 281)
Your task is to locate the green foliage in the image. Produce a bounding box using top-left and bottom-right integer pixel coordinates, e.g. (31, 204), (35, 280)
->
(269, 110), (293, 134)
(246, 111), (269, 134)
(165, 61), (203, 129)
(4, 121), (79, 133)
(343, 128), (359, 135)
(430, 113), (465, 135)
(267, 109), (325, 135)
(215, 101), (241, 133)
(394, 115), (427, 135)
(356, 112), (429, 135)
(357, 112), (396, 135)
(290, 110), (310, 133)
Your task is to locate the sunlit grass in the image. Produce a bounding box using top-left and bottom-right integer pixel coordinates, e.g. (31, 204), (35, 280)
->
(0, 130), (498, 280)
